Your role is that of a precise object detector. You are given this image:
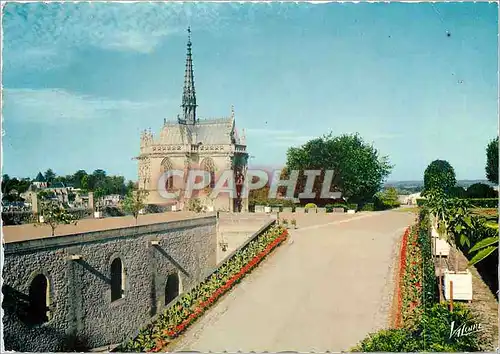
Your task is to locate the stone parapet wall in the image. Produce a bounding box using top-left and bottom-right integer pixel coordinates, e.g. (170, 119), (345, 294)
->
(2, 216), (217, 351)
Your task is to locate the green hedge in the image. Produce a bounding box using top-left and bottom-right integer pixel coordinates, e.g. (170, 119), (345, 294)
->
(360, 203), (375, 211)
(347, 203), (358, 210)
(467, 198), (498, 208)
(416, 198), (426, 206)
(249, 199), (295, 207)
(416, 198), (498, 208)
(417, 209), (438, 308)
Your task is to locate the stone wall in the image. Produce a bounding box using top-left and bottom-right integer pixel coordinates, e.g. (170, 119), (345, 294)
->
(2, 215), (217, 352)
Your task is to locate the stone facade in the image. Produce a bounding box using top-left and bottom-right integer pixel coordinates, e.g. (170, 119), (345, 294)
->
(136, 28), (249, 212)
(2, 216), (217, 351)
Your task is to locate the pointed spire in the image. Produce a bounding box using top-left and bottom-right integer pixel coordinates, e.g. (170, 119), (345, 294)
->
(231, 105), (235, 119)
(180, 26), (197, 125)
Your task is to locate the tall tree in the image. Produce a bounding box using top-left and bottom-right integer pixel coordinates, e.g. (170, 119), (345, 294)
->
(2, 174), (11, 194)
(73, 170), (88, 189)
(423, 160), (456, 195)
(44, 169), (56, 184)
(486, 137), (498, 184)
(285, 133), (392, 204)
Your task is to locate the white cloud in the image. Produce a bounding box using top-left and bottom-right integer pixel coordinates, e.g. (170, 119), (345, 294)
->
(3, 88), (169, 123)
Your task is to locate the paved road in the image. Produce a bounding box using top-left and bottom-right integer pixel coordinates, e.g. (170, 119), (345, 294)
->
(171, 210), (415, 352)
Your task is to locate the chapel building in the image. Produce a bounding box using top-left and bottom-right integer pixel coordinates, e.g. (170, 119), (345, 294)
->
(136, 28), (249, 212)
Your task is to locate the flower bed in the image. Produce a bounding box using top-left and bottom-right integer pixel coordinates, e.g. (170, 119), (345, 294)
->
(401, 224), (425, 326)
(354, 212), (480, 352)
(395, 211), (437, 329)
(394, 226), (410, 328)
(117, 226), (288, 352)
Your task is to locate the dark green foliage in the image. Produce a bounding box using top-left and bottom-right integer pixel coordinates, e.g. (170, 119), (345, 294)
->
(465, 183), (496, 199)
(486, 137), (498, 184)
(416, 198), (427, 206)
(423, 160), (456, 195)
(144, 204), (167, 214)
(325, 203), (348, 212)
(448, 186), (467, 198)
(417, 198), (498, 208)
(103, 206), (125, 217)
(347, 203), (358, 210)
(285, 133), (392, 204)
(2, 175), (31, 201)
(1, 211), (37, 225)
(417, 209), (437, 308)
(467, 198), (498, 208)
(360, 203), (375, 211)
(352, 303), (481, 352)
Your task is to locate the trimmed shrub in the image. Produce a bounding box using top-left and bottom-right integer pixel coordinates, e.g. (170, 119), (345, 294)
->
(144, 204), (166, 214)
(360, 203), (375, 211)
(304, 203), (317, 209)
(102, 206), (125, 217)
(418, 198), (497, 208)
(416, 198), (426, 206)
(417, 209), (438, 308)
(467, 198), (498, 208)
(448, 186), (467, 198)
(347, 203), (358, 210)
(466, 183), (496, 199)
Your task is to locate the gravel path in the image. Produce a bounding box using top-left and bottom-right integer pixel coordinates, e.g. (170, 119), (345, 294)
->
(170, 210), (415, 352)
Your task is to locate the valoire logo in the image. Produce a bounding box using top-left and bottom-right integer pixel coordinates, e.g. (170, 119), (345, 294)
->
(449, 321), (483, 340)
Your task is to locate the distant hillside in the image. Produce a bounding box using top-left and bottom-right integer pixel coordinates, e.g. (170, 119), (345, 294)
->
(385, 180), (495, 189)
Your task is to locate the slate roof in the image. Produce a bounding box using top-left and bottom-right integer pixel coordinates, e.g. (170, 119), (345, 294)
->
(34, 172), (46, 182)
(159, 117), (243, 146)
(49, 182), (66, 189)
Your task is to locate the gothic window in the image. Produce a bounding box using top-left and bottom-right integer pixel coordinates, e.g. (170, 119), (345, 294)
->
(165, 273), (180, 305)
(200, 157), (216, 189)
(111, 258), (125, 302)
(161, 157), (174, 190)
(27, 274), (50, 325)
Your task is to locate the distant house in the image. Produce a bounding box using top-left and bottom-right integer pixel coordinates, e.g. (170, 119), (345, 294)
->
(33, 172), (48, 189)
(402, 192), (422, 205)
(102, 194), (123, 206)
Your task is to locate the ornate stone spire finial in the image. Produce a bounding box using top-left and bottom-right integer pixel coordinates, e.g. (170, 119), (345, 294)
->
(180, 26), (197, 125)
(231, 105), (235, 119)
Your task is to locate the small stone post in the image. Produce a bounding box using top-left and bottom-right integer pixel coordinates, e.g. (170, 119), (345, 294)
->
(88, 192), (94, 211)
(449, 281), (454, 311)
(31, 192), (38, 214)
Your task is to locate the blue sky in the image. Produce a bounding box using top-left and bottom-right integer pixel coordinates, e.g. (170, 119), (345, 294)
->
(2, 2), (498, 182)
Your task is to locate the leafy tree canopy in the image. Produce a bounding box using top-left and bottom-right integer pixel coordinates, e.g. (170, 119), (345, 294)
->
(122, 189), (149, 222)
(423, 160), (456, 195)
(285, 133), (392, 204)
(486, 137), (498, 184)
(465, 182), (496, 199)
(44, 169), (56, 184)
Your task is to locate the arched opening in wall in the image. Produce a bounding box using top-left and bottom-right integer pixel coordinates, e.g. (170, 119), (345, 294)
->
(111, 258), (125, 302)
(161, 157), (174, 190)
(165, 273), (180, 306)
(200, 157), (216, 189)
(27, 274), (50, 325)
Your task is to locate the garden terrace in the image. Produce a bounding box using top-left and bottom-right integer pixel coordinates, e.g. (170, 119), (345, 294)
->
(2, 211), (201, 243)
